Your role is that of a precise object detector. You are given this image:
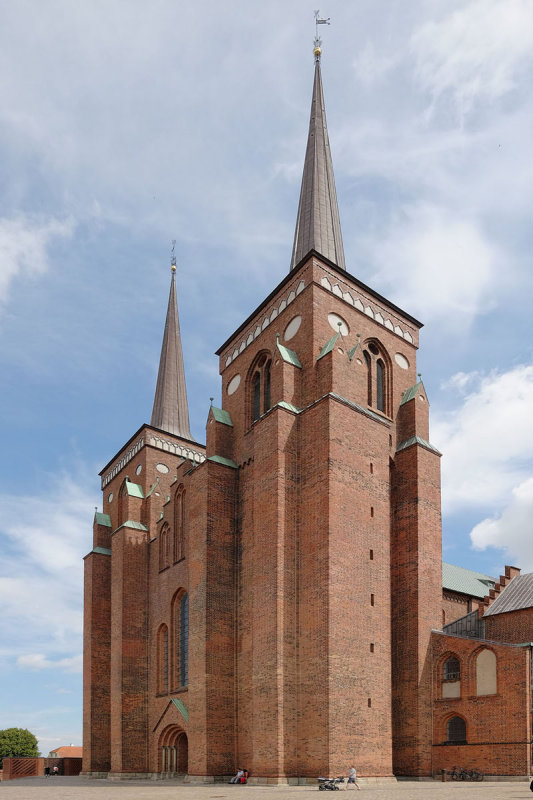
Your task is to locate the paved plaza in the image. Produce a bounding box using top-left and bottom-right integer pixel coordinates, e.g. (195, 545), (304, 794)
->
(0, 777), (532, 800)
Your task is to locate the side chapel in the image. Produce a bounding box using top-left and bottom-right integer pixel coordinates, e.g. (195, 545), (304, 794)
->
(83, 40), (533, 783)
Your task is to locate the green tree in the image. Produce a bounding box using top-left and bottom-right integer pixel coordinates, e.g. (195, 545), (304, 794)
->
(0, 728), (39, 768)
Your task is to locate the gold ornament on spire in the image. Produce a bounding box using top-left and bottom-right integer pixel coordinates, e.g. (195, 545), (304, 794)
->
(171, 239), (177, 273)
(313, 9), (330, 60)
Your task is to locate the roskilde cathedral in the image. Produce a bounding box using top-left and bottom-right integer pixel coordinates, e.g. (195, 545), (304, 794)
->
(83, 42), (533, 783)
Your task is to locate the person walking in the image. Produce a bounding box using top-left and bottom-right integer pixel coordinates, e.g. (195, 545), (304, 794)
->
(346, 766), (361, 790)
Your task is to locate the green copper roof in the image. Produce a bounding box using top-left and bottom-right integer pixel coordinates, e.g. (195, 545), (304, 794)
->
(276, 335), (302, 368)
(208, 455), (239, 469)
(94, 512), (112, 527)
(317, 332), (339, 361)
(211, 406), (233, 426)
(171, 697), (189, 722)
(443, 562), (496, 599)
(400, 382), (423, 405)
(125, 480), (144, 498)
(396, 435), (441, 456)
(347, 338), (361, 361)
(92, 546), (111, 556)
(114, 520), (149, 532)
(275, 400), (301, 413)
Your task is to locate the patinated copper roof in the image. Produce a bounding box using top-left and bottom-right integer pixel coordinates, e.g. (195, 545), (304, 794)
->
(290, 57), (345, 272)
(151, 270), (192, 440)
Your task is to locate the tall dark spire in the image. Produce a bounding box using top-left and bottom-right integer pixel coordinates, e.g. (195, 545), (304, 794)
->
(290, 43), (346, 272)
(151, 261), (192, 440)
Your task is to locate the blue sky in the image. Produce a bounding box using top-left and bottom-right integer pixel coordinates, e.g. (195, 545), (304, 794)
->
(1, 0), (532, 757)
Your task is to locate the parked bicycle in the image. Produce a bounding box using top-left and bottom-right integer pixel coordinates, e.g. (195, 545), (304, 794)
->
(449, 766), (483, 781)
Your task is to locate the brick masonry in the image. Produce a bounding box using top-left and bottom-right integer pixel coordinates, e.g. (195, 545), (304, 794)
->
(83, 252), (533, 781)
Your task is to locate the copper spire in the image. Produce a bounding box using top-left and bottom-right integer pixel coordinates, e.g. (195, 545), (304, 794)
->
(290, 43), (346, 271)
(150, 257), (192, 440)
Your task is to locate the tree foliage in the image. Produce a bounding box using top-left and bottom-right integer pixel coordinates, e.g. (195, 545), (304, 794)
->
(0, 728), (39, 767)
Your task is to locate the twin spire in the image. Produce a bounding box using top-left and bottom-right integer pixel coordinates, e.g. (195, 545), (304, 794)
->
(151, 36), (345, 438)
(290, 41), (346, 271)
(150, 263), (192, 440)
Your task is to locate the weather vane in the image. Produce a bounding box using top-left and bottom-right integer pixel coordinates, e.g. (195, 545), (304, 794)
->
(170, 239), (176, 272)
(314, 10), (330, 60)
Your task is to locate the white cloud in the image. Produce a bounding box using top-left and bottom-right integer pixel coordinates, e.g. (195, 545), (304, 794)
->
(433, 365), (533, 514)
(17, 654), (82, 674)
(0, 467), (98, 663)
(372, 204), (497, 326)
(470, 477), (533, 570)
(353, 42), (398, 89)
(0, 216), (74, 304)
(411, 0), (533, 118)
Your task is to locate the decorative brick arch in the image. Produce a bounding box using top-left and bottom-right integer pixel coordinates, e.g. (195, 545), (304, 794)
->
(173, 485), (185, 563)
(171, 588), (189, 690)
(156, 623), (169, 695)
(158, 724), (188, 774)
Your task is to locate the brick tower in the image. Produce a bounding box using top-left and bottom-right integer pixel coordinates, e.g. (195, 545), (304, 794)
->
(83, 40), (442, 782)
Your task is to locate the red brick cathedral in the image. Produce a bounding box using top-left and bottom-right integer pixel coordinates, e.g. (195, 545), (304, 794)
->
(83, 45), (533, 783)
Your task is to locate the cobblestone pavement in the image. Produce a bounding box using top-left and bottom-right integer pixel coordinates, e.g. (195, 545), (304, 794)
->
(0, 777), (532, 800)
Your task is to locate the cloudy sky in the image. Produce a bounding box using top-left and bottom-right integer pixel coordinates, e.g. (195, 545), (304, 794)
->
(1, 0), (532, 757)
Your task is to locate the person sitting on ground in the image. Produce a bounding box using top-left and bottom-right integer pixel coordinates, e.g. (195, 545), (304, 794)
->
(230, 768), (245, 784)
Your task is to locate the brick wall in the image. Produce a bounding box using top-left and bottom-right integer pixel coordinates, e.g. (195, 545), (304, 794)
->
(432, 632), (531, 776)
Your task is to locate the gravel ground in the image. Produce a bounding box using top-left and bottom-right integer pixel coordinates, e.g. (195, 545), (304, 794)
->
(0, 777), (532, 800)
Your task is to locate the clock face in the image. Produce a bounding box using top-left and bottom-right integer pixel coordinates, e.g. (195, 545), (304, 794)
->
(108, 492), (114, 503)
(156, 463), (169, 474)
(135, 464), (143, 475)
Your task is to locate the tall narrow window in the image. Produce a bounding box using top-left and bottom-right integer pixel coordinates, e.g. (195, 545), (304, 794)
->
(158, 625), (169, 694)
(249, 352), (273, 424)
(159, 524), (170, 571)
(179, 593), (189, 687)
(364, 350), (371, 405)
(376, 359), (384, 412)
(253, 372), (261, 421)
(264, 361), (271, 413)
(362, 341), (390, 416)
(174, 488), (185, 562)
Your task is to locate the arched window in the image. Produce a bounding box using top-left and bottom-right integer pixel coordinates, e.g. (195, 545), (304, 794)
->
(476, 649), (497, 696)
(172, 590), (189, 689)
(364, 350), (371, 405)
(443, 657), (460, 681)
(376, 359), (384, 412)
(159, 523), (171, 571)
(173, 487), (185, 563)
(446, 716), (466, 744)
(179, 593), (189, 687)
(157, 624), (169, 694)
(363, 341), (390, 415)
(249, 352), (272, 424)
(253, 372), (261, 422)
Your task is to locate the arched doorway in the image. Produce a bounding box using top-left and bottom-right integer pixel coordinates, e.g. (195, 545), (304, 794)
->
(159, 725), (188, 776)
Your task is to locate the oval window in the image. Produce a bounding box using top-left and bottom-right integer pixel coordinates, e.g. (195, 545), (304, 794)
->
(395, 353), (409, 370)
(284, 315), (302, 341)
(328, 312), (349, 336)
(227, 374), (241, 395)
